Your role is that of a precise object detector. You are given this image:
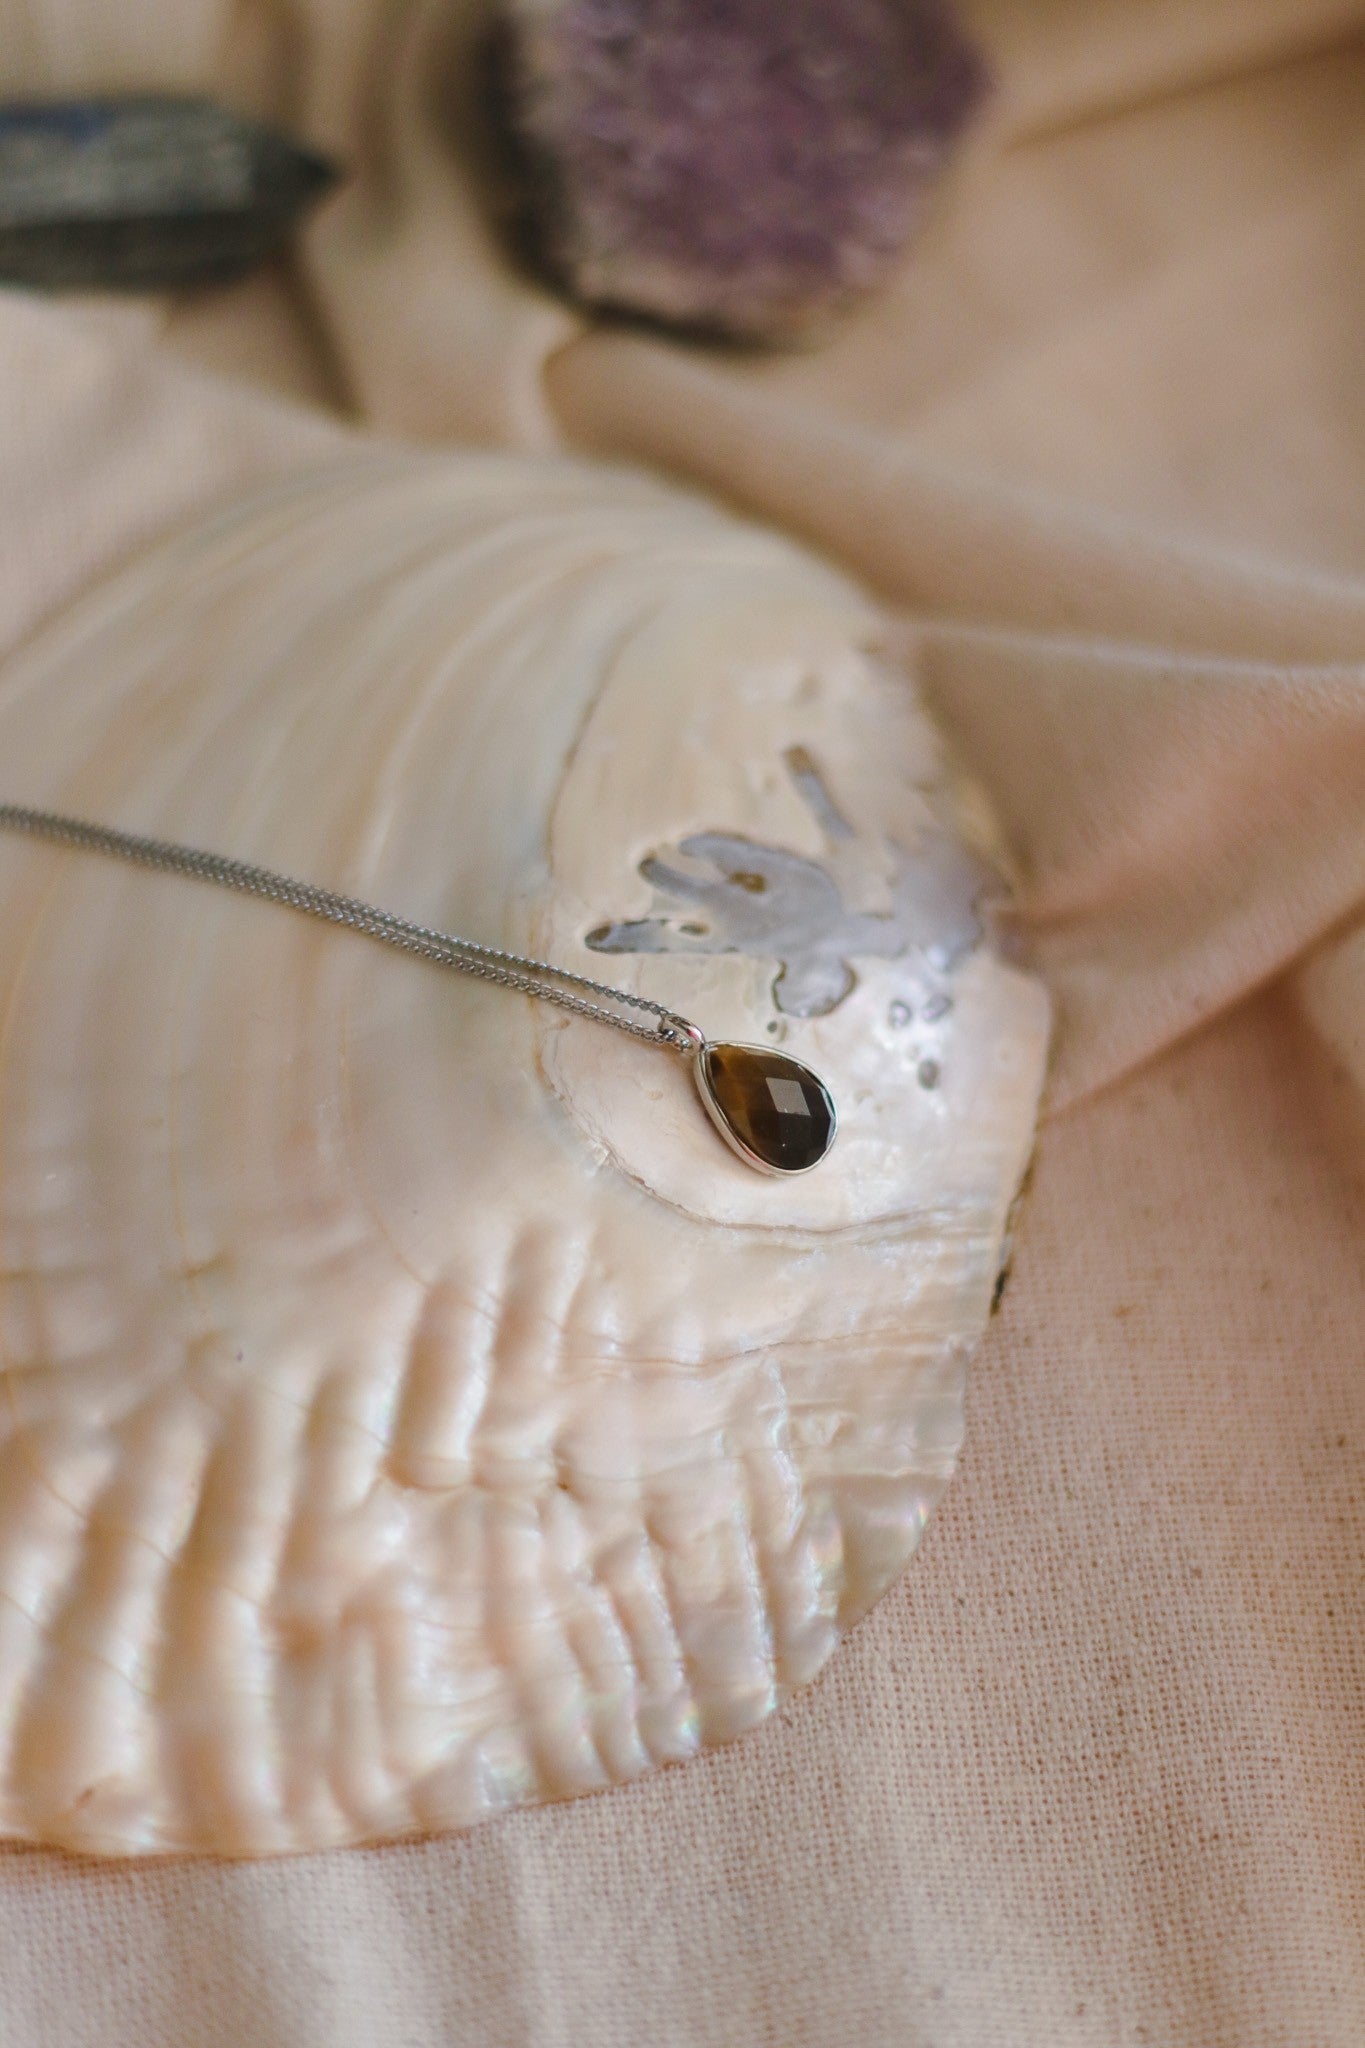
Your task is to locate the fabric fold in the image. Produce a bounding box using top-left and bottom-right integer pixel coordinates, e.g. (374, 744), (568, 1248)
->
(920, 628), (1365, 1105)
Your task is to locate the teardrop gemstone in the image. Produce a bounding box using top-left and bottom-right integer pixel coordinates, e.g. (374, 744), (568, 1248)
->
(697, 1041), (837, 1175)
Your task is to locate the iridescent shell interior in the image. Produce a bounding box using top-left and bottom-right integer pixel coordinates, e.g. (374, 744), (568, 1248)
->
(0, 450), (1048, 1854)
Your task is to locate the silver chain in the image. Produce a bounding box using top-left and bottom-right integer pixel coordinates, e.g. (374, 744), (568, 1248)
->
(0, 801), (702, 1053)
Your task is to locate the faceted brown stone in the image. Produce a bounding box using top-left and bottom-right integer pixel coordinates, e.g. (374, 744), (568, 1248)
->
(700, 1042), (836, 1174)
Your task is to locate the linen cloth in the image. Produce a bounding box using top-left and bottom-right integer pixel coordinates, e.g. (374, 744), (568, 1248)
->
(1, 1), (1364, 2042)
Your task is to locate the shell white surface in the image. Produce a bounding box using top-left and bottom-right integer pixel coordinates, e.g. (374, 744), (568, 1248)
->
(0, 450), (1048, 1855)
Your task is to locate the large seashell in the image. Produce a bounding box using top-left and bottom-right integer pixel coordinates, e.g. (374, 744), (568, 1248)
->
(0, 449), (1048, 1855)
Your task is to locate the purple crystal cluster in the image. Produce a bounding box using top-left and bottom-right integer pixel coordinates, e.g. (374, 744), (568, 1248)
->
(489, 0), (989, 340)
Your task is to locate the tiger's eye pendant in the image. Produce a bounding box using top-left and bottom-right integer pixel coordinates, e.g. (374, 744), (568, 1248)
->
(687, 1033), (837, 1176)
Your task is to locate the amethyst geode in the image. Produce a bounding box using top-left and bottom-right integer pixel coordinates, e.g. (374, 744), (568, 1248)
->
(487, 0), (990, 341)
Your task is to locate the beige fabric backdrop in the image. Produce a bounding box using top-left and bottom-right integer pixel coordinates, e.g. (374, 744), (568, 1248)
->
(1, 1), (1364, 2042)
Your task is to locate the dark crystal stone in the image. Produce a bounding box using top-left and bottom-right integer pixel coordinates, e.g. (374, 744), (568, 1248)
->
(701, 1042), (836, 1175)
(0, 97), (339, 292)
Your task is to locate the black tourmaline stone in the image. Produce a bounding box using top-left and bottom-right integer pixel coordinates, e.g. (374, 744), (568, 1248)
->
(0, 97), (339, 292)
(702, 1042), (836, 1174)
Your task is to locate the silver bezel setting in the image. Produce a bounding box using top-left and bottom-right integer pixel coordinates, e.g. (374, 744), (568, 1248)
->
(692, 1038), (838, 1177)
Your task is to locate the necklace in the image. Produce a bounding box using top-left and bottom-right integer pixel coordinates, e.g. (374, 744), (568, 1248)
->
(0, 801), (836, 1177)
